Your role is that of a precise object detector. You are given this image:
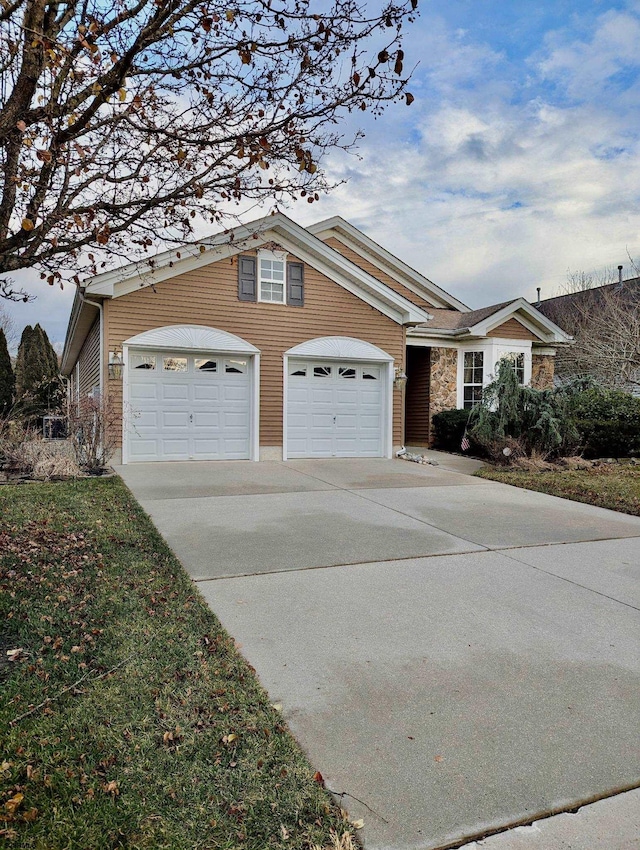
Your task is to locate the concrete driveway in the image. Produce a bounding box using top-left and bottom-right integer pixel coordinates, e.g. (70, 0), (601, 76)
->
(118, 455), (640, 850)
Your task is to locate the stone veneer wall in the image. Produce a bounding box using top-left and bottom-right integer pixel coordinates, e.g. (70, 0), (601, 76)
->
(429, 347), (458, 440)
(530, 354), (555, 390)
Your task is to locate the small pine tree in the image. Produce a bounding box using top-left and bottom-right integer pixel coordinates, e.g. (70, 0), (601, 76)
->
(0, 328), (14, 416)
(14, 323), (62, 422)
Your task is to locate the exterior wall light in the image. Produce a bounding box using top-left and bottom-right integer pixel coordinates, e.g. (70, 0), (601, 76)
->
(394, 367), (408, 390)
(108, 350), (123, 379)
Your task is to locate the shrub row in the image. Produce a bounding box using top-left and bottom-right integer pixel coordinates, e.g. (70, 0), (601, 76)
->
(432, 386), (640, 458)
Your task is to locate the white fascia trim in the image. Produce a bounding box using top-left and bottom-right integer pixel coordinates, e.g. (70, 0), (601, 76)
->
(282, 354), (288, 461)
(308, 216), (470, 312)
(85, 213), (430, 324)
(532, 346), (557, 356)
(385, 361), (393, 459)
(471, 299), (572, 343)
(85, 213), (282, 298)
(251, 353), (260, 462)
(270, 229), (429, 325)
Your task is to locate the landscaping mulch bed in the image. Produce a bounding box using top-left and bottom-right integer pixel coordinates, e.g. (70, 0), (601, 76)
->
(476, 462), (640, 516)
(0, 478), (352, 849)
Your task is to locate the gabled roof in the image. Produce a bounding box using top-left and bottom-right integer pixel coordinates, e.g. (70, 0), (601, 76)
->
(63, 213), (434, 373)
(84, 212), (431, 326)
(408, 298), (572, 344)
(307, 216), (470, 312)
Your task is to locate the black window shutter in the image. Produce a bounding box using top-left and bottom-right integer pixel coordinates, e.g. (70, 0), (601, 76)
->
(287, 262), (304, 306)
(238, 255), (257, 301)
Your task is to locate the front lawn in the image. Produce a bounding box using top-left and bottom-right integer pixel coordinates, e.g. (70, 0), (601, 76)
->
(0, 478), (351, 850)
(476, 463), (640, 516)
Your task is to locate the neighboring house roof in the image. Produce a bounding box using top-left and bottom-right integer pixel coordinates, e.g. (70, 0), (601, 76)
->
(307, 215), (470, 312)
(408, 298), (572, 344)
(62, 213), (434, 374)
(536, 277), (640, 326)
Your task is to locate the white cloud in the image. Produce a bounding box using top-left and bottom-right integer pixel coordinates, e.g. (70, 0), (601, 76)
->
(537, 9), (640, 100)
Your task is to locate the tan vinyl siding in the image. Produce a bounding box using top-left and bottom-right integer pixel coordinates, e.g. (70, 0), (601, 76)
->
(487, 318), (538, 341)
(77, 317), (101, 397)
(405, 346), (431, 445)
(323, 237), (439, 311)
(105, 252), (404, 449)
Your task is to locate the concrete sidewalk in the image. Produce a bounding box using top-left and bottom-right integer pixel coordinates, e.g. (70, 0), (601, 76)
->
(118, 457), (640, 850)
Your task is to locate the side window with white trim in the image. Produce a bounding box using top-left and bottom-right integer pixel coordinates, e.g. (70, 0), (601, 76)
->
(463, 351), (484, 408)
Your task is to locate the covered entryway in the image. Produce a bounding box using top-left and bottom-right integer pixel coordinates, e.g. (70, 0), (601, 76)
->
(123, 326), (259, 463)
(284, 336), (393, 459)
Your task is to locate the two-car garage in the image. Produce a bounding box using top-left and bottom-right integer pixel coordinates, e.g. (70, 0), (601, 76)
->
(123, 327), (393, 463)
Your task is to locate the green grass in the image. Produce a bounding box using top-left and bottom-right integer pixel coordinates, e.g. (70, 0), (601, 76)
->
(0, 478), (351, 850)
(476, 463), (640, 516)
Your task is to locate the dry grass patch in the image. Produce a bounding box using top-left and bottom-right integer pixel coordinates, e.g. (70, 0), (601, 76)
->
(476, 462), (640, 516)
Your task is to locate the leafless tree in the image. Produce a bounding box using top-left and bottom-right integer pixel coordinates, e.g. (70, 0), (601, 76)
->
(558, 266), (618, 295)
(1, 0), (418, 300)
(552, 280), (640, 393)
(0, 302), (17, 347)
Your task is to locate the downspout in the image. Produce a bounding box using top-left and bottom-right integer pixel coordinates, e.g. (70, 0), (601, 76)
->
(79, 289), (104, 397)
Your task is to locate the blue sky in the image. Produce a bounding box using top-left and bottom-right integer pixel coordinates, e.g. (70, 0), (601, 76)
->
(5, 0), (640, 350)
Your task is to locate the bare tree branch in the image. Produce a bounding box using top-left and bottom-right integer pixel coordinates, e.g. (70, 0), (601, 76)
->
(0, 0), (419, 296)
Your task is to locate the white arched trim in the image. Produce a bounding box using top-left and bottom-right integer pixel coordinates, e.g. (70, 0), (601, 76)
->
(285, 335), (393, 361)
(124, 324), (259, 354)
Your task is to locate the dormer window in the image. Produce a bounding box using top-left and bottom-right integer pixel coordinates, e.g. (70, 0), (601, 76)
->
(258, 249), (287, 303)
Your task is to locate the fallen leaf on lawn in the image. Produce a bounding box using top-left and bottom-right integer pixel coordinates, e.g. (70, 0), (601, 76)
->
(22, 808), (38, 822)
(226, 733), (237, 744)
(271, 703), (282, 712)
(0, 828), (18, 840)
(0, 762), (12, 773)
(4, 794), (24, 815)
(102, 781), (119, 795)
(280, 824), (289, 840)
(6, 649), (24, 662)
(350, 819), (364, 830)
(313, 771), (325, 786)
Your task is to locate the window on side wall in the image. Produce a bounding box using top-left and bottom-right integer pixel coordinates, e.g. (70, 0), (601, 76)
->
(503, 351), (525, 384)
(258, 250), (286, 303)
(463, 351), (484, 409)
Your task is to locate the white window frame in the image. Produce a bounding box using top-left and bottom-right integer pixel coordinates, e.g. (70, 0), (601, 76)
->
(257, 249), (287, 304)
(462, 350), (484, 410)
(456, 340), (532, 409)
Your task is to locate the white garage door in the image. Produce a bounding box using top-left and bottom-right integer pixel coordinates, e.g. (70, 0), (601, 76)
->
(127, 349), (251, 461)
(286, 359), (386, 458)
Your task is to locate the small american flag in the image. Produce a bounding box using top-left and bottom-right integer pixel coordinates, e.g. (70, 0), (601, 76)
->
(461, 431), (470, 452)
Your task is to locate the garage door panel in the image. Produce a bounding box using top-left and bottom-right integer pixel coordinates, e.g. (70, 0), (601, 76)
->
(193, 438), (221, 457)
(135, 411), (159, 428)
(287, 358), (387, 458)
(193, 384), (221, 401)
(335, 388), (358, 404)
(162, 411), (190, 428)
(223, 411), (249, 429)
(160, 438), (190, 457)
(128, 348), (252, 462)
(193, 411), (220, 428)
(130, 383), (158, 401)
(223, 385), (250, 402)
(162, 384), (189, 401)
